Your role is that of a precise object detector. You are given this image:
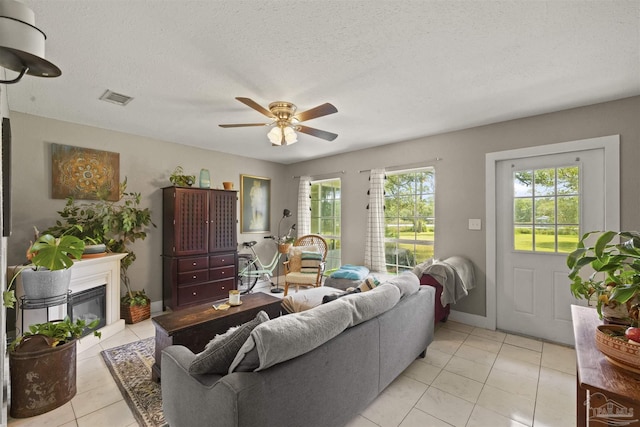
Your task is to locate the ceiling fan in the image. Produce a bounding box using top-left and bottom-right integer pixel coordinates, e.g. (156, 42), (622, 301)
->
(219, 97), (338, 146)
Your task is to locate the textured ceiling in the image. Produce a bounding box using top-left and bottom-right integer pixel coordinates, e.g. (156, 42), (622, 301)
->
(6, 0), (640, 164)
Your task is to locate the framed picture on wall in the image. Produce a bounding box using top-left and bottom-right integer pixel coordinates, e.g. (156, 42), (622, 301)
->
(240, 174), (271, 233)
(51, 143), (120, 201)
(2, 117), (11, 237)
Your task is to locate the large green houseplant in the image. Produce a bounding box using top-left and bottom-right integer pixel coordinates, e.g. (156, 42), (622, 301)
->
(42, 179), (156, 319)
(567, 230), (640, 324)
(4, 229), (85, 308)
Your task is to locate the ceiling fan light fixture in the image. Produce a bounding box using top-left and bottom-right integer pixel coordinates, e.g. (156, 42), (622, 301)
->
(268, 126), (297, 146)
(0, 0), (61, 84)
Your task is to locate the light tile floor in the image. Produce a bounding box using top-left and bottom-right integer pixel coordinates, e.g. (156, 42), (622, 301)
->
(7, 284), (577, 427)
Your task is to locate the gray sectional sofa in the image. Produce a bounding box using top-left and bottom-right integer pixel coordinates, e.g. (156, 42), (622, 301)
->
(161, 278), (435, 427)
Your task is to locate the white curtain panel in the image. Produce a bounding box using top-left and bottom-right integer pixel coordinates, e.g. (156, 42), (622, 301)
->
(364, 169), (386, 272)
(297, 176), (312, 236)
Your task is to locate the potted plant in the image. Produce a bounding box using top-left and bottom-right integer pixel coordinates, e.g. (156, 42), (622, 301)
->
(9, 316), (100, 418)
(41, 179), (156, 323)
(169, 166), (195, 187)
(3, 228), (85, 308)
(43, 196), (109, 255)
(567, 230), (640, 325)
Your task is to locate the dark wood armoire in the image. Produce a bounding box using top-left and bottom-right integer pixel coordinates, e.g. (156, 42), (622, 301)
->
(162, 187), (237, 310)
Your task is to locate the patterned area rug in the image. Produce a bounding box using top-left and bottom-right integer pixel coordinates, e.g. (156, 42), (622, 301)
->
(101, 337), (167, 427)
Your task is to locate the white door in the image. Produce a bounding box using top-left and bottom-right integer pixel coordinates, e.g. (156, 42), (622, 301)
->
(496, 149), (605, 345)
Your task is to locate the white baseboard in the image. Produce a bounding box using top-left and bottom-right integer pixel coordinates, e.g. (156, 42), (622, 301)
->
(448, 310), (493, 330)
(150, 300), (164, 314)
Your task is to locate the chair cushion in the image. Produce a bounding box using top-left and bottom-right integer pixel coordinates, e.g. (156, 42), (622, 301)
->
(286, 272), (320, 285)
(188, 310), (269, 375)
(300, 251), (322, 274)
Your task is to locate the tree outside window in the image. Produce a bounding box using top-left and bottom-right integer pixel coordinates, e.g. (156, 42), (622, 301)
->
(384, 168), (435, 274)
(310, 179), (341, 272)
(513, 166), (579, 253)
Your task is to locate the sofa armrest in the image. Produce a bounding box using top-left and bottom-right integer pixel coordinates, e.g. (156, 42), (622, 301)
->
(162, 346), (231, 426)
(163, 345), (197, 369)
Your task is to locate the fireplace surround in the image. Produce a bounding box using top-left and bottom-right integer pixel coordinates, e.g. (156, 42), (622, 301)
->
(15, 253), (126, 352)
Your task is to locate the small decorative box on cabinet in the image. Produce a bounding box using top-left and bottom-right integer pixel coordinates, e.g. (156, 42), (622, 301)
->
(162, 187), (238, 310)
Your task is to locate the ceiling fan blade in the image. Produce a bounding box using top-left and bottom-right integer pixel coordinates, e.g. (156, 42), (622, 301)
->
(219, 123), (269, 128)
(235, 97), (275, 118)
(293, 103), (338, 122)
(296, 125), (338, 141)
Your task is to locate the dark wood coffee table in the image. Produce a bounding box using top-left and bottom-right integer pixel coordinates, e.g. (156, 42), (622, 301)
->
(151, 292), (282, 381)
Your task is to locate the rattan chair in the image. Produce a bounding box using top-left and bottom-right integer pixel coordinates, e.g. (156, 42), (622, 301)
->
(283, 234), (328, 296)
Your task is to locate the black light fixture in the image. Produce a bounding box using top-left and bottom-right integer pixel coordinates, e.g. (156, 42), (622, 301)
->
(278, 208), (292, 238)
(0, 0), (61, 84)
(272, 208), (293, 294)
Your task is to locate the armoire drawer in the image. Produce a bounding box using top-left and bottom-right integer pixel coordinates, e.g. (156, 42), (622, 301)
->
(177, 270), (209, 286)
(210, 253), (234, 268)
(177, 280), (233, 306)
(177, 257), (209, 272)
(210, 266), (235, 281)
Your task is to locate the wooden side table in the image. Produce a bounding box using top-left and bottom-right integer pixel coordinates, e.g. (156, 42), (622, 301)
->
(571, 305), (640, 426)
(152, 292), (282, 381)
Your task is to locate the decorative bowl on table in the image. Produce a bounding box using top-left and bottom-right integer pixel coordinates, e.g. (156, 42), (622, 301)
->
(595, 324), (640, 372)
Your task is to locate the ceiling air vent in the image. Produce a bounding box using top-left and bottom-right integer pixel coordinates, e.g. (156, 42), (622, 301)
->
(99, 89), (133, 106)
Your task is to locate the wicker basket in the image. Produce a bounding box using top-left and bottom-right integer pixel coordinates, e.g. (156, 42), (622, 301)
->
(120, 301), (151, 324)
(278, 243), (291, 254)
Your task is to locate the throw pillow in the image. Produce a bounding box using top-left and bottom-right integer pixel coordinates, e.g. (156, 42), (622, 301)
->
(358, 276), (380, 292)
(322, 288), (361, 304)
(286, 245), (319, 273)
(300, 251), (322, 274)
(189, 310), (269, 375)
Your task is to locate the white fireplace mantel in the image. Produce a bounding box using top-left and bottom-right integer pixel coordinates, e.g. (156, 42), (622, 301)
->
(15, 253), (127, 353)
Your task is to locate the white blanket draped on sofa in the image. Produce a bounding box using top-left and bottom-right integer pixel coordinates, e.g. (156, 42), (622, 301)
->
(413, 256), (475, 306)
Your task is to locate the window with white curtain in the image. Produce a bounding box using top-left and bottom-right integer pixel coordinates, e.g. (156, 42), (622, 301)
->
(384, 168), (435, 273)
(310, 179), (341, 272)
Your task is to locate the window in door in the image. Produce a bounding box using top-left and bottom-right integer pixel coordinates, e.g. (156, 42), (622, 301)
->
(513, 166), (579, 253)
(310, 179), (341, 272)
(384, 168), (435, 274)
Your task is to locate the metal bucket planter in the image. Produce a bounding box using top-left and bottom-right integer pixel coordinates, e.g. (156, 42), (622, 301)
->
(9, 335), (77, 418)
(21, 268), (72, 299)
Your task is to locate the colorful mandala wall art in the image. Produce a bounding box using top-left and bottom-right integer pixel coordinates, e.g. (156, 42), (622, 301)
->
(51, 143), (120, 201)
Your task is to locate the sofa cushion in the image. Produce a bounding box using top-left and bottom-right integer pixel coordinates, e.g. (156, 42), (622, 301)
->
(229, 299), (353, 373)
(281, 286), (344, 313)
(385, 271), (420, 297)
(341, 283), (401, 326)
(189, 310), (269, 375)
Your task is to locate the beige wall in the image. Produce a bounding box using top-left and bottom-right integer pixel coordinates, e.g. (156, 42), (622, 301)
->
(7, 95), (640, 318)
(7, 112), (288, 303)
(284, 95), (640, 317)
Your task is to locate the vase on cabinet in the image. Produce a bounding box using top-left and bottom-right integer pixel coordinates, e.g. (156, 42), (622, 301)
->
(199, 169), (210, 188)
